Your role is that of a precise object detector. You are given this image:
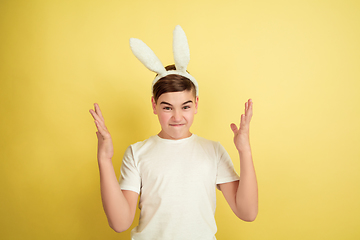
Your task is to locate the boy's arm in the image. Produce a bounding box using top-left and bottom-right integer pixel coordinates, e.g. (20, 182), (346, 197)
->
(219, 99), (258, 222)
(98, 159), (138, 232)
(90, 103), (138, 232)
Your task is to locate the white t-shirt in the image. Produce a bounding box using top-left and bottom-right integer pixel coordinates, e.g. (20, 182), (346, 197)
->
(119, 134), (239, 240)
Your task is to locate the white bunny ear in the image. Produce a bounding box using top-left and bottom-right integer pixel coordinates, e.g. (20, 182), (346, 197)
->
(129, 38), (166, 75)
(173, 25), (190, 72)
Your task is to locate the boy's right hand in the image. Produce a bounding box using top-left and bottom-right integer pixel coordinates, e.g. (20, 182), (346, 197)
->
(89, 103), (114, 161)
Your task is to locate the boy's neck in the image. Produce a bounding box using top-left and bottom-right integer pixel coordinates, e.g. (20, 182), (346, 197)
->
(157, 130), (193, 140)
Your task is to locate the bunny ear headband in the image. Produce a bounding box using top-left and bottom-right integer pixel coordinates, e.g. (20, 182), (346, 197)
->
(129, 25), (199, 96)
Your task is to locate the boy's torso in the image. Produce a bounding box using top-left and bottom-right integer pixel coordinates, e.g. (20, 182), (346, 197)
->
(130, 134), (219, 239)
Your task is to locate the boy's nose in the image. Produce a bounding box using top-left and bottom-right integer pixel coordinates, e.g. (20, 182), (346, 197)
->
(172, 110), (182, 122)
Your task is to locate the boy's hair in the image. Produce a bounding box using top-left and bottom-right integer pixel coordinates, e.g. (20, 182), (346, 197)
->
(153, 64), (196, 103)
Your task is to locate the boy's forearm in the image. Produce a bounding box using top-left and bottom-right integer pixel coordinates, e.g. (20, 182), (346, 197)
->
(98, 159), (132, 232)
(236, 142), (258, 221)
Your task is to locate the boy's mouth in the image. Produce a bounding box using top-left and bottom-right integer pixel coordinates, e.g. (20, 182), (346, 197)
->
(169, 124), (185, 127)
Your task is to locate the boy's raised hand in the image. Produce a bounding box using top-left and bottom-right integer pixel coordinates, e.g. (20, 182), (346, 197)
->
(230, 99), (253, 152)
(89, 103), (114, 161)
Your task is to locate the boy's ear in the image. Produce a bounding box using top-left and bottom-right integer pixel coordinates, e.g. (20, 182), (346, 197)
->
(195, 96), (199, 114)
(151, 96), (157, 114)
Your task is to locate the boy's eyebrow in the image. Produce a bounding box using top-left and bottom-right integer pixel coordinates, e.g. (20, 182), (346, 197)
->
(160, 101), (173, 106)
(182, 100), (193, 105)
(160, 100), (193, 106)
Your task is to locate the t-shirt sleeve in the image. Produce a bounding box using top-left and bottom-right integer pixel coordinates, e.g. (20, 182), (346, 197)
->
(216, 142), (240, 190)
(119, 145), (141, 194)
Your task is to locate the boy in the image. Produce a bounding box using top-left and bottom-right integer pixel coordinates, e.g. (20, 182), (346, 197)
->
(89, 26), (258, 239)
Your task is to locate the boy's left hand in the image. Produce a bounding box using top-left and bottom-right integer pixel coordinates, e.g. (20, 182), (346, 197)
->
(230, 99), (253, 152)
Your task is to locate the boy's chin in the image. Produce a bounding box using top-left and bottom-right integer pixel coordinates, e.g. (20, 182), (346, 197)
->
(159, 130), (191, 140)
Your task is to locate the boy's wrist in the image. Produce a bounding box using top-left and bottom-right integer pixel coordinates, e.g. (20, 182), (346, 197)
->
(238, 146), (251, 154)
(237, 140), (251, 153)
(98, 157), (113, 165)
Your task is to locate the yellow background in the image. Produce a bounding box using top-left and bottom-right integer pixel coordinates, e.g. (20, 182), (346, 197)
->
(1, 0), (359, 239)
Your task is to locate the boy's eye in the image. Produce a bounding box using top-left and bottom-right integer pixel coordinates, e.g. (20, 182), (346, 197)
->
(163, 107), (171, 110)
(183, 106), (190, 110)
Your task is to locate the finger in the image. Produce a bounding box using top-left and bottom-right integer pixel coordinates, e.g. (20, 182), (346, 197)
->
(95, 120), (108, 137)
(240, 114), (247, 128)
(95, 120), (111, 141)
(93, 104), (109, 130)
(230, 123), (238, 134)
(95, 131), (102, 140)
(247, 100), (253, 120)
(94, 103), (105, 121)
(246, 99), (252, 114)
(90, 109), (108, 130)
(89, 109), (102, 122)
(246, 99), (252, 115)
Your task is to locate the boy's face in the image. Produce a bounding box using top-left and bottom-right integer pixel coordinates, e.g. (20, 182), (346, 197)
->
(152, 90), (198, 140)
